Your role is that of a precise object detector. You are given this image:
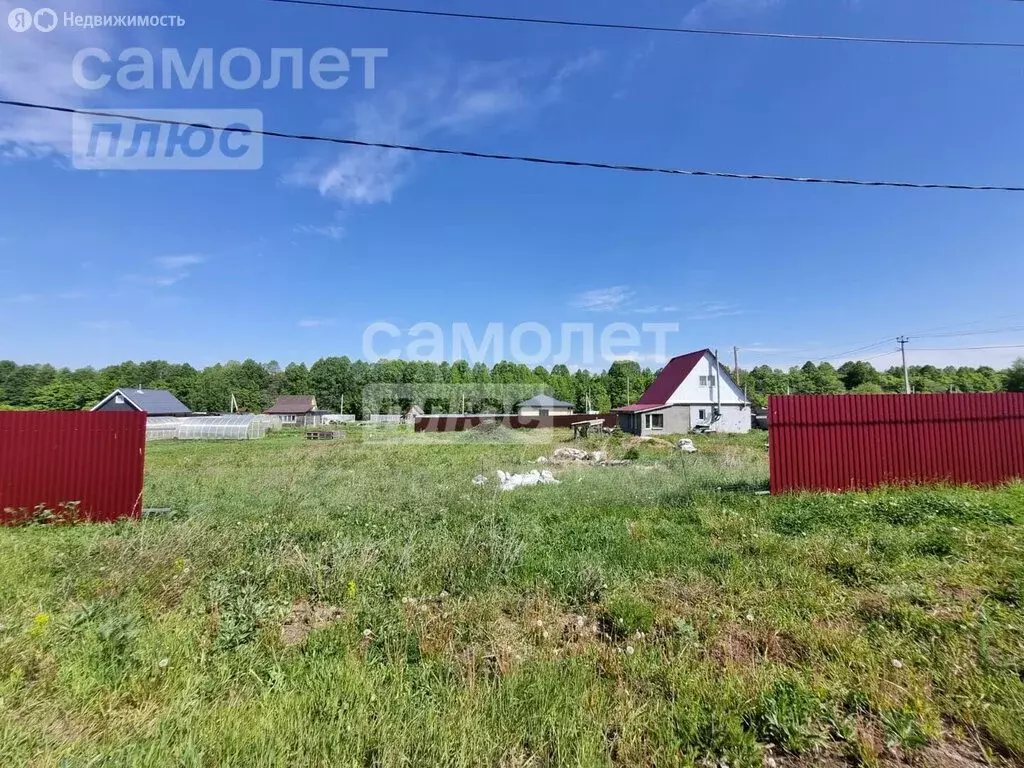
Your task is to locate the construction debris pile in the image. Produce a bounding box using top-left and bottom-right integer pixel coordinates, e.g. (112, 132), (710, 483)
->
(498, 469), (560, 491)
(472, 470), (561, 490)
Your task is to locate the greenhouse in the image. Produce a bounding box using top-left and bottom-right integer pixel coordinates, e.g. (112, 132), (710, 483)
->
(146, 415), (281, 441)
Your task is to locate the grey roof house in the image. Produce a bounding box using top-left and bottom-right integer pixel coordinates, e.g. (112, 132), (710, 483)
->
(516, 394), (575, 416)
(91, 388), (191, 416)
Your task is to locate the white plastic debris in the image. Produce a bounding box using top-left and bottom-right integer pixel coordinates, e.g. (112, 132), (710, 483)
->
(675, 439), (697, 453)
(535, 456), (549, 464)
(472, 474), (488, 485)
(590, 451), (606, 463)
(497, 469), (560, 491)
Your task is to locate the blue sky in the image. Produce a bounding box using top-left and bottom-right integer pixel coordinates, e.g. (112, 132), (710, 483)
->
(1, 0), (1023, 371)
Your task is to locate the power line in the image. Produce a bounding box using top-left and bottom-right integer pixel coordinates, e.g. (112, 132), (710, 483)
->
(815, 340), (896, 362)
(914, 325), (1024, 339)
(913, 344), (1024, 351)
(741, 339), (896, 364)
(903, 313), (1024, 338)
(6, 99), (1024, 193)
(262, 0), (1024, 49)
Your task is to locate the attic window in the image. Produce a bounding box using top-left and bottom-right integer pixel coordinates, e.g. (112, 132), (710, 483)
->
(114, 395), (124, 404)
(699, 375), (717, 387)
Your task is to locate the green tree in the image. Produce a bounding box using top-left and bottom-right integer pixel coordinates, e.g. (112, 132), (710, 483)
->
(309, 357), (352, 414)
(1006, 358), (1024, 392)
(282, 363), (311, 396)
(838, 360), (881, 390)
(606, 360), (643, 407)
(31, 380), (95, 410)
(851, 382), (885, 394)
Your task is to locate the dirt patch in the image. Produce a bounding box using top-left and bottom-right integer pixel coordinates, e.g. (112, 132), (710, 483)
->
(281, 599), (343, 646)
(709, 623), (808, 666)
(647, 577), (717, 615)
(626, 436), (674, 450)
(936, 583), (982, 604)
(763, 730), (997, 767)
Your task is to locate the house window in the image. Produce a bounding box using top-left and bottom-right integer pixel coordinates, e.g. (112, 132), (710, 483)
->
(699, 375), (717, 387)
(281, 414), (296, 423)
(540, 409), (549, 417)
(114, 395), (124, 404)
(698, 409), (707, 421)
(643, 413), (664, 430)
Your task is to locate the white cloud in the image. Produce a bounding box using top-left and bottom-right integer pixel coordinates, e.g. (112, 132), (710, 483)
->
(634, 305), (680, 314)
(687, 302), (744, 321)
(0, 0), (126, 157)
(298, 318), (336, 328)
(544, 50), (605, 101)
(155, 255), (205, 270)
(144, 274), (189, 287)
(283, 52), (603, 206)
(2, 290), (86, 303)
(571, 286), (634, 312)
(126, 254), (205, 288)
(4, 293), (42, 303)
(683, 0), (783, 25)
(294, 223), (346, 240)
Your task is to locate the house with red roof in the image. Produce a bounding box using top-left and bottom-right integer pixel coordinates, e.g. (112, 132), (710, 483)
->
(614, 349), (751, 436)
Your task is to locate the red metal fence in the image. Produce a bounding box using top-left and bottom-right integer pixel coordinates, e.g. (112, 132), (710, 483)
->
(0, 411), (146, 523)
(769, 394), (1024, 494)
(415, 413), (617, 432)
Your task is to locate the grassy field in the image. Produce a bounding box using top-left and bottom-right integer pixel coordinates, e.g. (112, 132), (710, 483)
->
(1, 427), (1023, 767)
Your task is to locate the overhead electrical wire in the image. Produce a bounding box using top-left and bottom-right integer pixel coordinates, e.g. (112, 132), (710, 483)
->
(815, 340), (896, 362)
(5, 99), (1024, 193)
(903, 313), (1024, 338)
(913, 325), (1024, 340)
(261, 0), (1024, 50)
(913, 344), (1024, 351)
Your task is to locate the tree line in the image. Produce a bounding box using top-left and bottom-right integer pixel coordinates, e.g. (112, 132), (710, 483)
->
(0, 357), (1022, 415)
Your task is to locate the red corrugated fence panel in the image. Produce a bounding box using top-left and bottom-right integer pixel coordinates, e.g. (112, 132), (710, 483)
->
(0, 411), (146, 523)
(769, 394), (1024, 494)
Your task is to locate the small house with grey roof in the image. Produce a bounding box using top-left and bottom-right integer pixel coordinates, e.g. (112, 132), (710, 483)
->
(516, 394), (575, 417)
(91, 388), (191, 417)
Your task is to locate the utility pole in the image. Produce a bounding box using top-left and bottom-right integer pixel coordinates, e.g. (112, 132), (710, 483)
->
(897, 336), (911, 394)
(714, 348), (722, 418)
(733, 346), (740, 384)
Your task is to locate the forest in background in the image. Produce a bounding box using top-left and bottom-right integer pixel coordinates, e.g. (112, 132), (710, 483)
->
(1, 357), (1022, 416)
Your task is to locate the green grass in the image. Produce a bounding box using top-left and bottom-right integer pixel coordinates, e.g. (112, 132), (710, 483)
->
(2, 428), (1023, 766)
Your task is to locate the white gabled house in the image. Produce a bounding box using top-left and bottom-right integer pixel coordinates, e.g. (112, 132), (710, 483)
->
(614, 349), (751, 436)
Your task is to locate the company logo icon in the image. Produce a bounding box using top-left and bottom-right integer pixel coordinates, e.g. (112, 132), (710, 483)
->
(8, 7), (57, 32)
(7, 7), (32, 31)
(33, 8), (57, 31)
